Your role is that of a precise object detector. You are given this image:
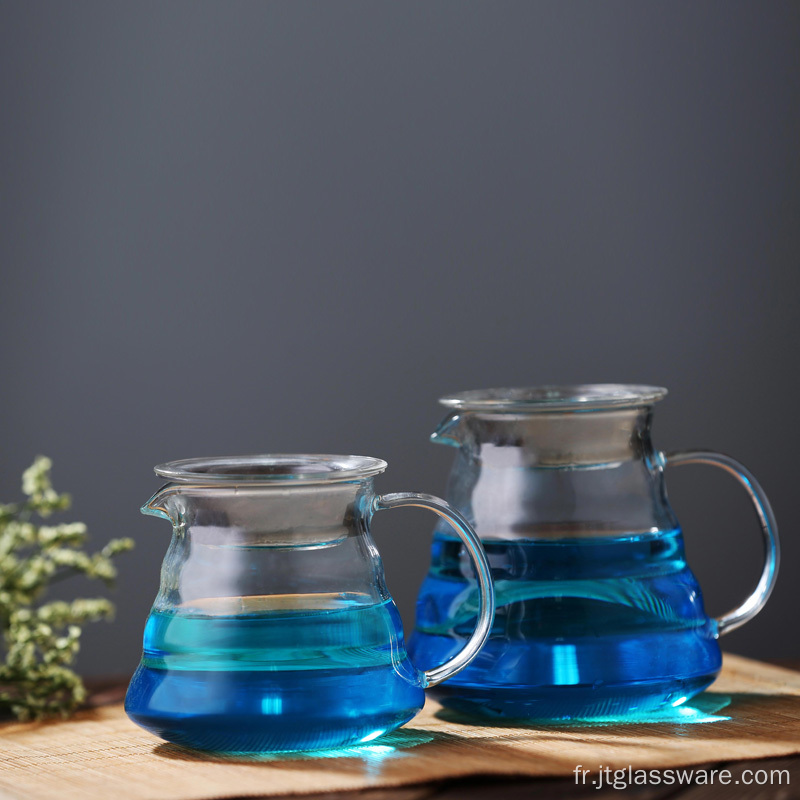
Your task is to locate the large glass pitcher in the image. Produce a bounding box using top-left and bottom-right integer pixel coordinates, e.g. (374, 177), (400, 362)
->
(125, 455), (493, 752)
(408, 385), (779, 720)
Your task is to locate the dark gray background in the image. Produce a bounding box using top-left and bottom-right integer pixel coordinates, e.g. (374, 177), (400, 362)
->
(1, 2), (798, 676)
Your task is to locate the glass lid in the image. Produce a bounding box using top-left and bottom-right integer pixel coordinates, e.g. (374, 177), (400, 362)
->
(439, 384), (668, 412)
(154, 454), (388, 485)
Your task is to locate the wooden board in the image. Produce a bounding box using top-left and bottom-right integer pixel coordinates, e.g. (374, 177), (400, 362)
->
(1, 654), (799, 800)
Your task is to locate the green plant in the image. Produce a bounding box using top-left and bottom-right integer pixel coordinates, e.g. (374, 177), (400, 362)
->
(0, 457), (134, 720)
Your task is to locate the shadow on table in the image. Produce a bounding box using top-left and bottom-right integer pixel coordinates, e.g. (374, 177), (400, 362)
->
(150, 692), (800, 775)
(433, 691), (734, 728)
(153, 726), (456, 771)
(433, 691), (800, 739)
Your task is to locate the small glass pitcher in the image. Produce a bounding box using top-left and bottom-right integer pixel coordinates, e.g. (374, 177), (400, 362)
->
(125, 455), (494, 753)
(409, 385), (779, 720)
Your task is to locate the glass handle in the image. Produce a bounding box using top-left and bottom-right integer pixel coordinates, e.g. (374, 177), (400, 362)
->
(660, 450), (780, 636)
(373, 492), (495, 687)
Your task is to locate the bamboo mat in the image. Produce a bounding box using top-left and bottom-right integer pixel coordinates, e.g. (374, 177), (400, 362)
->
(1, 654), (799, 800)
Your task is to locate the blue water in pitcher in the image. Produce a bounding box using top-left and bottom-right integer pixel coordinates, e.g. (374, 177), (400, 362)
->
(126, 594), (425, 753)
(409, 529), (721, 720)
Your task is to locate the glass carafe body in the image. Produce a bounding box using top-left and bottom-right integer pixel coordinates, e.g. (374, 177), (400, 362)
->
(125, 455), (493, 752)
(408, 386), (779, 720)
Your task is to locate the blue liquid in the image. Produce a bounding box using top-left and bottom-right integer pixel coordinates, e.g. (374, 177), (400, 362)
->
(408, 530), (721, 720)
(125, 594), (424, 752)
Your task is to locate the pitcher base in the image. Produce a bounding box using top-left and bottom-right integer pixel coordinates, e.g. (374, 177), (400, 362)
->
(430, 673), (719, 722)
(125, 664), (424, 753)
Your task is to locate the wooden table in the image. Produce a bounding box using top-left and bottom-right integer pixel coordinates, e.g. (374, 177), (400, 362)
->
(84, 664), (800, 800)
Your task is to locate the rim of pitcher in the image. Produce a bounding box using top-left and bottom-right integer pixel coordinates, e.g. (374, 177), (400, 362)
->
(439, 384), (668, 412)
(153, 454), (388, 484)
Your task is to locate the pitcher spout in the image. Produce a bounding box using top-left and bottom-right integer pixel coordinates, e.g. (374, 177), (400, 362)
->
(141, 485), (181, 525)
(430, 412), (472, 448)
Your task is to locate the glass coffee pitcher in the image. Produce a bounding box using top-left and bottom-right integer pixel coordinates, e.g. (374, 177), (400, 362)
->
(409, 385), (779, 720)
(125, 455), (493, 752)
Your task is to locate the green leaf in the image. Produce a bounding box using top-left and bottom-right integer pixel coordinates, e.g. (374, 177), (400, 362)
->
(0, 458), (134, 720)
